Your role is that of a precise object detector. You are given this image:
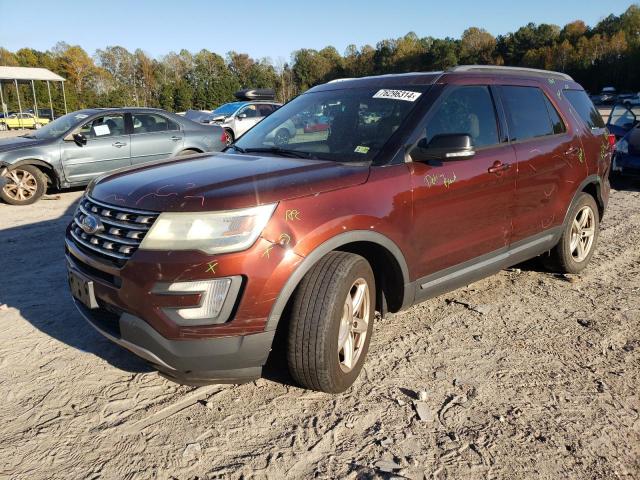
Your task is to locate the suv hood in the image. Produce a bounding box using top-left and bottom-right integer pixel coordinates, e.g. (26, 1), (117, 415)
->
(88, 152), (370, 212)
(0, 136), (45, 153)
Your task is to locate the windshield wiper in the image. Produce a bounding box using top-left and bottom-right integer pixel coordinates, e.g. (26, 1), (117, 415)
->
(20, 134), (37, 139)
(241, 147), (317, 159)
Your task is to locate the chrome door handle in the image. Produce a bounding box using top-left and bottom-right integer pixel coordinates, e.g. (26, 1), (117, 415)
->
(488, 161), (511, 174)
(112, 142), (127, 148)
(565, 146), (579, 155)
(171, 136), (182, 141)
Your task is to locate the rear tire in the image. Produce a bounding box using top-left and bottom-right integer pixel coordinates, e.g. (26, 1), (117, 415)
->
(224, 129), (234, 146)
(1, 165), (47, 205)
(0, 123), (7, 131)
(544, 192), (599, 274)
(287, 251), (375, 393)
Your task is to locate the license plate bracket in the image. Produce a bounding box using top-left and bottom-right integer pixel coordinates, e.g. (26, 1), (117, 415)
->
(68, 269), (99, 309)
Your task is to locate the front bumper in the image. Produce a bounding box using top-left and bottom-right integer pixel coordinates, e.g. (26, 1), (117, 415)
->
(73, 298), (274, 384)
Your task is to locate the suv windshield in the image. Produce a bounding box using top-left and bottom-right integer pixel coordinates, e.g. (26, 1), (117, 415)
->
(234, 86), (426, 162)
(213, 102), (246, 116)
(26, 111), (92, 140)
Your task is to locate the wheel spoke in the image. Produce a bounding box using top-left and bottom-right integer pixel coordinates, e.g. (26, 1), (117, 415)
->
(570, 234), (579, 253)
(572, 219), (581, 233)
(351, 283), (366, 315)
(576, 237), (585, 259)
(342, 333), (354, 370)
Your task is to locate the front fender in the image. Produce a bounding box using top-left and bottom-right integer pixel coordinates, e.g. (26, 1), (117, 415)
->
(264, 228), (410, 331)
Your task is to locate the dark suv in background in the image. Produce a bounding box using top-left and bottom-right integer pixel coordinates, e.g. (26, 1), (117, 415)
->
(66, 66), (612, 393)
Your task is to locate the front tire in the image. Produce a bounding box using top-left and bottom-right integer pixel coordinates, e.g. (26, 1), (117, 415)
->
(287, 251), (375, 393)
(274, 128), (290, 146)
(544, 192), (599, 274)
(1, 165), (47, 205)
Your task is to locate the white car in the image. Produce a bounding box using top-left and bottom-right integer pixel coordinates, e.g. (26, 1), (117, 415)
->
(209, 101), (282, 145)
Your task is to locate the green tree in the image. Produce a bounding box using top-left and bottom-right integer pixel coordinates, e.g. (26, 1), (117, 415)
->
(460, 27), (496, 64)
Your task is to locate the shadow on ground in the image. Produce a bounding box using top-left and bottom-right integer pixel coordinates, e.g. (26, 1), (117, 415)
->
(0, 191), (151, 374)
(610, 174), (640, 192)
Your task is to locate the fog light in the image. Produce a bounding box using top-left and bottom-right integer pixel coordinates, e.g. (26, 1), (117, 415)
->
(152, 278), (239, 326)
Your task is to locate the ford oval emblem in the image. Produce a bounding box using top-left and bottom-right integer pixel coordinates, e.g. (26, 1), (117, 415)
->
(80, 214), (103, 235)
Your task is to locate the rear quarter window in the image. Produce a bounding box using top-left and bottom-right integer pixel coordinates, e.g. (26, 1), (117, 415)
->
(564, 90), (605, 129)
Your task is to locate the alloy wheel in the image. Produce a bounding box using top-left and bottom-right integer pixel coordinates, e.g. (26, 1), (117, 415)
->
(570, 205), (595, 262)
(274, 130), (289, 146)
(338, 278), (371, 373)
(3, 169), (38, 202)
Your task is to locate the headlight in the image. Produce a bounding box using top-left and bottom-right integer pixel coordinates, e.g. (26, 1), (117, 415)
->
(616, 138), (629, 154)
(139, 203), (277, 254)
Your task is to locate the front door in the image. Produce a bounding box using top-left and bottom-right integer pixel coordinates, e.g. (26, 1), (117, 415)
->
(409, 85), (516, 281)
(130, 112), (183, 165)
(233, 104), (264, 138)
(60, 113), (131, 184)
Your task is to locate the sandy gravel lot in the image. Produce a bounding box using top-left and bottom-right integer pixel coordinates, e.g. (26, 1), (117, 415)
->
(0, 172), (638, 479)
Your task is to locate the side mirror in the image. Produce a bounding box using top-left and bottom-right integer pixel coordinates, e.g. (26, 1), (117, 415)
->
(410, 133), (475, 162)
(73, 133), (87, 146)
(237, 113), (247, 120)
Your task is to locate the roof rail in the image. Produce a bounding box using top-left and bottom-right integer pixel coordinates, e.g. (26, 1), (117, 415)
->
(449, 65), (573, 81)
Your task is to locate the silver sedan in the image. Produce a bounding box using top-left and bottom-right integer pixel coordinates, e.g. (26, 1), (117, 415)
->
(0, 108), (226, 205)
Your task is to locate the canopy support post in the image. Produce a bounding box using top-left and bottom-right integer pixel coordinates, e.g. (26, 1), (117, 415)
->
(47, 81), (54, 120)
(0, 81), (6, 119)
(61, 81), (67, 114)
(31, 79), (39, 119)
(14, 80), (23, 128)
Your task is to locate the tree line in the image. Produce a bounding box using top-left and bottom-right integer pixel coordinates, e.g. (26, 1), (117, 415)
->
(1, 4), (639, 116)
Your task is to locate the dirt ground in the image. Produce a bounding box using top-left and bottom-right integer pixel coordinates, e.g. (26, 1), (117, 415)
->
(0, 169), (639, 479)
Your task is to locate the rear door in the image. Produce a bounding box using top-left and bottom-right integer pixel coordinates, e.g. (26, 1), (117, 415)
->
(498, 84), (581, 243)
(129, 112), (183, 165)
(409, 84), (517, 279)
(60, 113), (131, 184)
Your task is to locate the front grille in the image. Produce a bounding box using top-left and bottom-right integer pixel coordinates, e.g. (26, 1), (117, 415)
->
(70, 196), (159, 263)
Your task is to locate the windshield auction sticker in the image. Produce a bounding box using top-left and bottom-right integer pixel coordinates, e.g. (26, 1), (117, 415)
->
(373, 89), (421, 102)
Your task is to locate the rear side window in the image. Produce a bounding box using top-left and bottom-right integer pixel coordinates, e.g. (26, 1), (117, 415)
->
(132, 113), (179, 133)
(500, 86), (564, 141)
(564, 90), (605, 129)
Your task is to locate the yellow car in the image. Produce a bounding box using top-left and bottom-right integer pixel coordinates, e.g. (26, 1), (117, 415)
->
(0, 113), (50, 130)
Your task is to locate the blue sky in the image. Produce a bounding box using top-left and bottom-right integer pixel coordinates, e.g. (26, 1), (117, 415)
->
(0, 0), (635, 61)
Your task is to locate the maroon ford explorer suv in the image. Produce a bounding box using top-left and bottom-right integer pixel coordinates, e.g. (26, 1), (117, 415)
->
(66, 66), (612, 393)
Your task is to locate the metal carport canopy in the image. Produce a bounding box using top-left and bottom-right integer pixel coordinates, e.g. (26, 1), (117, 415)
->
(0, 66), (65, 82)
(0, 66), (67, 123)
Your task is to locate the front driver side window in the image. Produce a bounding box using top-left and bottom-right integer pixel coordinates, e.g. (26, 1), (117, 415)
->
(79, 114), (126, 139)
(424, 86), (500, 148)
(239, 105), (259, 118)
